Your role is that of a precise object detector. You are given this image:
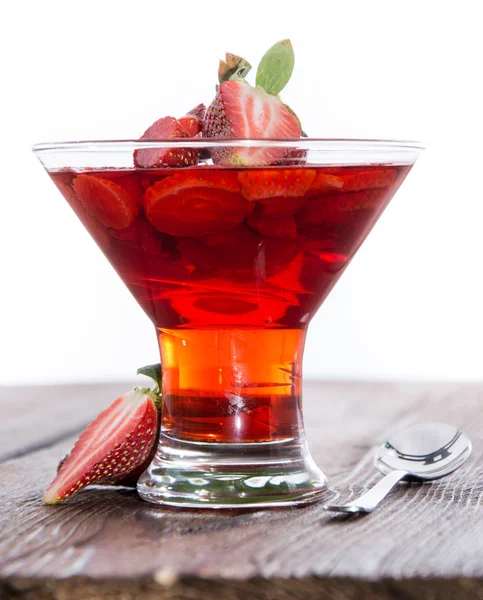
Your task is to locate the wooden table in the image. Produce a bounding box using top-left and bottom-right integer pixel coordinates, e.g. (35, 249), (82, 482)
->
(1, 382), (482, 599)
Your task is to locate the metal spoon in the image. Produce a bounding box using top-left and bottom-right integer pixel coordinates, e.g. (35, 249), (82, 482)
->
(323, 421), (472, 514)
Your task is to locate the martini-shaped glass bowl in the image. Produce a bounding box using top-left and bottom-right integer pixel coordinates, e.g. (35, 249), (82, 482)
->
(33, 139), (422, 508)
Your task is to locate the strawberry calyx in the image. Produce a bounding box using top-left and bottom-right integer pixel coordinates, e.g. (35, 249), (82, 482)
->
(218, 53), (252, 84)
(137, 363), (162, 408)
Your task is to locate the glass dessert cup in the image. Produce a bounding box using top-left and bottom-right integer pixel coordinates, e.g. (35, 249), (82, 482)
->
(33, 139), (422, 508)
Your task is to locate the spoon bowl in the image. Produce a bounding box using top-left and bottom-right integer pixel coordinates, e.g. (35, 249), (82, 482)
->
(376, 421), (472, 480)
(323, 421), (472, 514)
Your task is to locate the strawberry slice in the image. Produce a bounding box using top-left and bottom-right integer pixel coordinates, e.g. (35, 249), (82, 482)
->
(273, 148), (308, 166)
(238, 168), (316, 201)
(298, 190), (387, 225)
(44, 365), (162, 504)
(247, 206), (297, 238)
(73, 174), (138, 230)
(109, 216), (162, 255)
(177, 223), (299, 280)
(178, 103), (206, 137)
(53, 180), (112, 249)
(306, 172), (345, 197)
(144, 171), (251, 237)
(109, 173), (144, 209)
(133, 116), (199, 169)
(204, 80), (301, 166)
(178, 224), (262, 273)
(338, 167), (397, 192)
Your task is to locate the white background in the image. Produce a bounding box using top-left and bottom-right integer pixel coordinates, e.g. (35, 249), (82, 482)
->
(1, 0), (482, 384)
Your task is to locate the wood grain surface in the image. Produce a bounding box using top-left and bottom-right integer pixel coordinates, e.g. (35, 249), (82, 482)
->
(0, 383), (127, 462)
(1, 382), (482, 599)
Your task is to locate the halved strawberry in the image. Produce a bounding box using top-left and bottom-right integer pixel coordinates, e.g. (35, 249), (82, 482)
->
(238, 168), (316, 201)
(133, 116), (199, 169)
(144, 171), (251, 237)
(178, 103), (206, 137)
(44, 365), (162, 504)
(204, 80), (301, 166)
(72, 174), (138, 230)
(298, 190), (387, 225)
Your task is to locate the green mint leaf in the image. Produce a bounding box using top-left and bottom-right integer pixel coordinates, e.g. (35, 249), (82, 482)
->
(256, 39), (295, 95)
(218, 54), (252, 84)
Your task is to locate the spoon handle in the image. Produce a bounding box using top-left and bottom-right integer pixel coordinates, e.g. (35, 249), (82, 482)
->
(323, 469), (408, 514)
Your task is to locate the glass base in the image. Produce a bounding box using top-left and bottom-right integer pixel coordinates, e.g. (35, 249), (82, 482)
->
(137, 433), (327, 508)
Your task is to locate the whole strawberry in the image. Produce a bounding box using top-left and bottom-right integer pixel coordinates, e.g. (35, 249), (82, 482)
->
(44, 364), (162, 504)
(204, 40), (306, 166)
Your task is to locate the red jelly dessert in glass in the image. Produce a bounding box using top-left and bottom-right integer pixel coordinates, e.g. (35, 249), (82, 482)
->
(50, 164), (409, 445)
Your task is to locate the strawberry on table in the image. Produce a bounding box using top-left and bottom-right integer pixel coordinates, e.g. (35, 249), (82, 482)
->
(73, 174), (139, 230)
(144, 171), (251, 237)
(44, 365), (162, 504)
(133, 116), (199, 169)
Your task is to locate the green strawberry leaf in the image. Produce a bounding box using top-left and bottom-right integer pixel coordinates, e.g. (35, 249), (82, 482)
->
(256, 39), (295, 95)
(218, 53), (252, 84)
(137, 363), (162, 404)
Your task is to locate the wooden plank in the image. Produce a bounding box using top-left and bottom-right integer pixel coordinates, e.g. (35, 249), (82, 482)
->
(1, 382), (482, 599)
(0, 383), (130, 462)
(3, 576), (483, 600)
